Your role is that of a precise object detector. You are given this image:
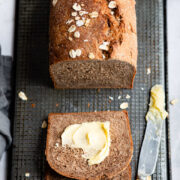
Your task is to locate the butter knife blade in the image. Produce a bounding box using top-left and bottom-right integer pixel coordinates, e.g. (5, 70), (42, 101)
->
(138, 117), (164, 180)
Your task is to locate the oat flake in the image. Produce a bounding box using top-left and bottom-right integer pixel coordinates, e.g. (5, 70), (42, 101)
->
(18, 91), (28, 101)
(68, 25), (76, 32)
(108, 1), (117, 9)
(89, 11), (99, 18)
(72, 3), (81, 11)
(69, 49), (77, 58)
(88, 53), (95, 59)
(120, 102), (128, 109)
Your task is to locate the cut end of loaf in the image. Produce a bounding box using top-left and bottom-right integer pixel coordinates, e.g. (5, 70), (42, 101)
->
(50, 60), (136, 89)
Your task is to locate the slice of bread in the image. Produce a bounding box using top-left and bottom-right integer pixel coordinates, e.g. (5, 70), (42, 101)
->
(45, 165), (131, 180)
(46, 111), (133, 180)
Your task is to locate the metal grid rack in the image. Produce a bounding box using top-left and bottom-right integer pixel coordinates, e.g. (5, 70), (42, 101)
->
(11, 0), (169, 179)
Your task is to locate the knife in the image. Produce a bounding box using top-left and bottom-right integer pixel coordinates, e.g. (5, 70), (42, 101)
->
(137, 116), (164, 180)
(137, 85), (168, 180)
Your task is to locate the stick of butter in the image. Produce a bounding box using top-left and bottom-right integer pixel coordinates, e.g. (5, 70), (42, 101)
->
(61, 121), (110, 165)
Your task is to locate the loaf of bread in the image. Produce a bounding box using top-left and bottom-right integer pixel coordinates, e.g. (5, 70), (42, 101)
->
(45, 111), (133, 179)
(46, 165), (132, 180)
(49, 0), (137, 89)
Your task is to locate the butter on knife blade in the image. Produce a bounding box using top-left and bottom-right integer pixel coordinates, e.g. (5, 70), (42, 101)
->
(138, 85), (168, 179)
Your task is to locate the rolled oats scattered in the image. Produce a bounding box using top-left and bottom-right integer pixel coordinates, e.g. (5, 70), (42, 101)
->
(25, 172), (30, 177)
(72, 3), (81, 11)
(41, 121), (47, 128)
(85, 18), (90, 27)
(76, 49), (82, 57)
(71, 12), (77, 17)
(88, 53), (95, 59)
(76, 20), (84, 27)
(99, 41), (110, 51)
(89, 11), (99, 18)
(126, 94), (131, 99)
(69, 49), (77, 58)
(68, 37), (73, 41)
(120, 102), (128, 109)
(18, 91), (28, 101)
(68, 25), (76, 32)
(79, 11), (88, 16)
(75, 16), (80, 20)
(74, 31), (80, 38)
(52, 0), (58, 6)
(66, 19), (74, 25)
(147, 67), (151, 74)
(108, 1), (117, 9)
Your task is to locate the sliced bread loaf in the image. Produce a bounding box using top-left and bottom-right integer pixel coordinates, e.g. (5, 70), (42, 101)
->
(46, 111), (133, 180)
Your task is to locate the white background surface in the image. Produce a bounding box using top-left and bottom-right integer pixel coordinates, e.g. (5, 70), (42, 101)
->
(167, 0), (180, 179)
(0, 0), (180, 179)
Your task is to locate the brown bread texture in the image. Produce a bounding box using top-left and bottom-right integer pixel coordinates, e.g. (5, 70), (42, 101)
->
(49, 0), (137, 89)
(45, 165), (131, 180)
(46, 111), (133, 180)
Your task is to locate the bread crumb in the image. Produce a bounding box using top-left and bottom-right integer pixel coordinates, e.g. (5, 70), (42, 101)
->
(74, 31), (80, 38)
(126, 94), (131, 99)
(72, 3), (81, 11)
(88, 53), (95, 59)
(69, 49), (77, 58)
(18, 91), (28, 101)
(76, 20), (84, 27)
(118, 95), (121, 100)
(85, 18), (90, 27)
(89, 11), (99, 18)
(81, 3), (85, 7)
(66, 19), (74, 25)
(41, 121), (47, 129)
(84, 39), (88, 42)
(110, 11), (114, 15)
(147, 176), (151, 180)
(68, 25), (76, 32)
(99, 41), (110, 51)
(120, 102), (128, 109)
(52, 0), (58, 6)
(109, 96), (114, 101)
(56, 103), (59, 107)
(71, 12), (77, 17)
(75, 16), (80, 20)
(97, 88), (101, 93)
(25, 172), (30, 177)
(76, 49), (82, 57)
(31, 103), (36, 108)
(108, 1), (117, 9)
(68, 37), (73, 41)
(87, 103), (90, 108)
(147, 67), (151, 74)
(170, 99), (178, 105)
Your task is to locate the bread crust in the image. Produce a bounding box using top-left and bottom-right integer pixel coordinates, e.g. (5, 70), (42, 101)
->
(49, 0), (137, 89)
(46, 111), (133, 180)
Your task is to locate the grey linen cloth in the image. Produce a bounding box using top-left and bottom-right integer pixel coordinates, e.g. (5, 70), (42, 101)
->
(0, 47), (13, 159)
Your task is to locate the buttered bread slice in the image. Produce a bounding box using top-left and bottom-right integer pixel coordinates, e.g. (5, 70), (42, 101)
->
(46, 111), (133, 180)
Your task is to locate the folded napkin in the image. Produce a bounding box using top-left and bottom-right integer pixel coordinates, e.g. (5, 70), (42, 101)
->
(0, 47), (13, 159)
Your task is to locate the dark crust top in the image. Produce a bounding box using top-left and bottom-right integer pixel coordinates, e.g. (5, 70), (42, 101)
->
(46, 111), (133, 180)
(49, 0), (137, 67)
